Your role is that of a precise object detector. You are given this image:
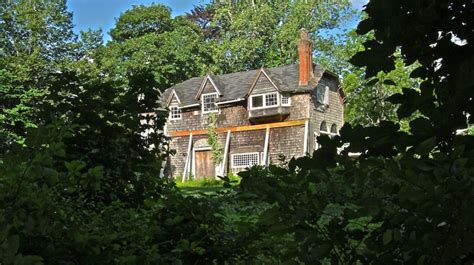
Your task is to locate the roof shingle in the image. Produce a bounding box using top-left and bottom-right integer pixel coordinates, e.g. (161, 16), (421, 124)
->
(163, 64), (327, 107)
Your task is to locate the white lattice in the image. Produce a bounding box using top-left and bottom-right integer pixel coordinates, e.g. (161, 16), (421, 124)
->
(231, 153), (260, 168)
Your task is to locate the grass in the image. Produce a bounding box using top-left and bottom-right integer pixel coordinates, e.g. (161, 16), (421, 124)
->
(175, 175), (241, 196)
(176, 179), (226, 196)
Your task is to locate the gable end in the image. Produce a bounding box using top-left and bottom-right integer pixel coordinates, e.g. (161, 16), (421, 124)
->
(195, 75), (222, 100)
(166, 89), (181, 107)
(246, 69), (281, 96)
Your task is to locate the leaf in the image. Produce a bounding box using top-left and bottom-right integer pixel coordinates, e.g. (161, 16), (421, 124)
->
(386, 93), (404, 104)
(383, 229), (392, 245)
(383, 79), (396, 86)
(414, 137), (436, 156)
(366, 78), (379, 86)
(1, 234), (19, 257)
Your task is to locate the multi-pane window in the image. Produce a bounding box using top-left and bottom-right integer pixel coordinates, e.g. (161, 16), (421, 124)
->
(231, 153), (259, 168)
(281, 95), (291, 106)
(169, 105), (182, 120)
(250, 92), (280, 109)
(202, 93), (218, 113)
(265, 93), (278, 106)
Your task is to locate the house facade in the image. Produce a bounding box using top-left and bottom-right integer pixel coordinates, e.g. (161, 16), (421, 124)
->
(162, 30), (344, 180)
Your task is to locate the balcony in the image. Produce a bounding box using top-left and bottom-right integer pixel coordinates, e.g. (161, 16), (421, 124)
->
(248, 106), (290, 123)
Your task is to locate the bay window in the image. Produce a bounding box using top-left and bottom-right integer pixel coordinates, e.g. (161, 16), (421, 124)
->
(249, 92), (282, 109)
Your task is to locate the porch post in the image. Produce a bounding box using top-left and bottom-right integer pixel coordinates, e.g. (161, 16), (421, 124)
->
(303, 120), (309, 155)
(220, 130), (231, 177)
(263, 127), (270, 166)
(182, 133), (193, 182)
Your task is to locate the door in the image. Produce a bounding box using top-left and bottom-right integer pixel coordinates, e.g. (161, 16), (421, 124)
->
(194, 150), (215, 180)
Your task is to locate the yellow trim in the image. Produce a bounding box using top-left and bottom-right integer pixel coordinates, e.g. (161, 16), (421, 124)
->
(168, 119), (307, 137)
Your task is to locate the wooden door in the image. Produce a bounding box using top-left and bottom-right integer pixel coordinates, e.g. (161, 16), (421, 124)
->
(194, 150), (215, 180)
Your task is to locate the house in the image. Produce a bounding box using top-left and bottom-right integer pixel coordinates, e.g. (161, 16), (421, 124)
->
(162, 29), (345, 180)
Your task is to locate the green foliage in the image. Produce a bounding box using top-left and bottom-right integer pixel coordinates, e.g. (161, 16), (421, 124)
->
(196, 0), (353, 74)
(3, 0), (472, 263)
(342, 34), (422, 127)
(0, 69), (43, 147)
(207, 113), (224, 165)
(110, 4), (173, 42)
(78, 29), (104, 58)
(227, 0), (474, 263)
(103, 5), (211, 91)
(0, 0), (77, 145)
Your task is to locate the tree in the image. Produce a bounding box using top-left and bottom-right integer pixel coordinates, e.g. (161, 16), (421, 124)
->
(104, 4), (211, 90)
(204, 0), (353, 74)
(0, 0), (77, 145)
(186, 5), (220, 40)
(77, 29), (104, 58)
(232, 0), (474, 263)
(110, 4), (173, 42)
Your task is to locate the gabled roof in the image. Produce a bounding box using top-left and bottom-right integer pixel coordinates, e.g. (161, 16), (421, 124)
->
(195, 74), (222, 99)
(162, 64), (328, 108)
(246, 68), (281, 96)
(165, 89), (181, 106)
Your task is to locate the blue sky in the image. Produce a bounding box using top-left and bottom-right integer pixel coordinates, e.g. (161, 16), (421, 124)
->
(67, 0), (367, 42)
(67, 0), (211, 41)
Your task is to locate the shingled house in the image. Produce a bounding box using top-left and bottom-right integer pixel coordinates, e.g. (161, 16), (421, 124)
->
(162, 30), (344, 180)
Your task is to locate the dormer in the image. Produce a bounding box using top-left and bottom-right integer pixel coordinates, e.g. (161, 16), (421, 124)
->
(195, 74), (221, 114)
(246, 68), (291, 123)
(165, 89), (182, 121)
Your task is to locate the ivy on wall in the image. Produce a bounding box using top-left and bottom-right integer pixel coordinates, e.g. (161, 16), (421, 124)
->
(207, 113), (224, 165)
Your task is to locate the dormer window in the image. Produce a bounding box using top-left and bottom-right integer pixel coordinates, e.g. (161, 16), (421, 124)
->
(249, 92), (280, 109)
(169, 105), (182, 120)
(265, 93), (278, 106)
(202, 93), (218, 114)
(281, 94), (291, 106)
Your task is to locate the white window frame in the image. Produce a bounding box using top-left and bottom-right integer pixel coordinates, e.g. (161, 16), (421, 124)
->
(231, 152), (260, 168)
(201, 92), (219, 114)
(320, 130), (338, 137)
(281, 94), (291, 106)
(169, 104), (182, 120)
(249, 92), (281, 110)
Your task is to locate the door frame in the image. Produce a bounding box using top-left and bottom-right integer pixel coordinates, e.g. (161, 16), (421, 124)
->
(192, 147), (217, 179)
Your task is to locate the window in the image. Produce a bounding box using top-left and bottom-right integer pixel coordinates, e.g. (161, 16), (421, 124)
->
(331, 124), (337, 134)
(324, 86), (330, 105)
(249, 92), (280, 109)
(315, 121), (338, 149)
(169, 105), (182, 120)
(281, 94), (291, 106)
(320, 121), (327, 132)
(202, 93), (218, 113)
(265, 93), (278, 106)
(251, 96), (264, 108)
(315, 85), (330, 105)
(231, 153), (259, 168)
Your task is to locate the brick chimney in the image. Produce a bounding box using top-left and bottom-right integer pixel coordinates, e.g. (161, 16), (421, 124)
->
(298, 28), (313, 86)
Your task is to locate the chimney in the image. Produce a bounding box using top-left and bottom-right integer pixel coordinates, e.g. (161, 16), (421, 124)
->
(298, 28), (313, 86)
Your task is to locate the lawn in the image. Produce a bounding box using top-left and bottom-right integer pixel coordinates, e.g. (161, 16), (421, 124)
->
(176, 179), (227, 196)
(175, 175), (241, 196)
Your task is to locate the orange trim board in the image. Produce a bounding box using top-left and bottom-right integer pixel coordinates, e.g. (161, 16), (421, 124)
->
(168, 119), (307, 137)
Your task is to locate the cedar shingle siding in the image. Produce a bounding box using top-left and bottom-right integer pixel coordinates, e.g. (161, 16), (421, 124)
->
(160, 31), (345, 179)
